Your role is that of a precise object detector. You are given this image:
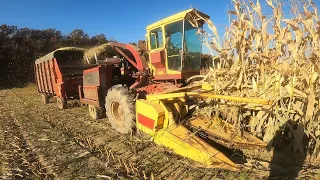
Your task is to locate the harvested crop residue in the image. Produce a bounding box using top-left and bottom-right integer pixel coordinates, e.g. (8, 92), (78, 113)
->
(0, 84), (319, 179)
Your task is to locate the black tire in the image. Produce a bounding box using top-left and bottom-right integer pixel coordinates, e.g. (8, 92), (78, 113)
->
(105, 85), (136, 134)
(41, 94), (49, 104)
(88, 105), (105, 120)
(57, 97), (67, 109)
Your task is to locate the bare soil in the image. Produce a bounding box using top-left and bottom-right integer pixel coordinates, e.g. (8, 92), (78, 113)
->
(0, 84), (319, 179)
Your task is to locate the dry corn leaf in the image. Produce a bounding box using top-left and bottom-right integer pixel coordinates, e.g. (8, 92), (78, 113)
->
(265, 0), (275, 8)
(228, 10), (238, 15)
(252, 77), (258, 93)
(305, 90), (315, 122)
(198, 0), (320, 158)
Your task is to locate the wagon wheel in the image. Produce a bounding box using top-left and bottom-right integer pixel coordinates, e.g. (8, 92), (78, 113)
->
(41, 94), (49, 104)
(88, 105), (105, 120)
(105, 85), (136, 134)
(57, 97), (67, 109)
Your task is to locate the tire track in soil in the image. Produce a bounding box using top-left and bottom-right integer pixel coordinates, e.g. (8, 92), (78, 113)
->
(0, 110), (56, 179)
(4, 85), (320, 179)
(7, 85), (256, 179)
(8, 89), (153, 179)
(0, 89), (107, 178)
(8, 86), (237, 179)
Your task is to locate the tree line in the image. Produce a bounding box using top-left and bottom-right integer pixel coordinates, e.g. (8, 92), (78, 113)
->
(0, 24), (213, 88)
(0, 24), (108, 88)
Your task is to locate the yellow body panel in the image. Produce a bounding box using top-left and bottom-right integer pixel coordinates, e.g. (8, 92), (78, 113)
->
(158, 101), (173, 128)
(146, 25), (182, 77)
(153, 125), (240, 171)
(136, 96), (240, 171)
(135, 86), (273, 171)
(136, 99), (165, 135)
(146, 9), (194, 31)
(146, 9), (209, 78)
(201, 93), (273, 105)
(146, 92), (190, 101)
(146, 91), (273, 105)
(202, 83), (214, 91)
(189, 117), (267, 149)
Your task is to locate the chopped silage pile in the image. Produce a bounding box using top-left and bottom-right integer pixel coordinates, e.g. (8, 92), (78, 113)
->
(38, 44), (118, 76)
(84, 43), (117, 63)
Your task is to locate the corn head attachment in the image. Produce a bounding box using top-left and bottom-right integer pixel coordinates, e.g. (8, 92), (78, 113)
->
(136, 86), (273, 171)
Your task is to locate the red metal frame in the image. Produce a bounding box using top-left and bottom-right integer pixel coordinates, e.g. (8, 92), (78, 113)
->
(83, 66), (100, 73)
(154, 71), (200, 81)
(125, 44), (145, 70)
(109, 42), (145, 71)
(137, 113), (155, 130)
(81, 66), (113, 108)
(35, 57), (83, 100)
(79, 85), (100, 107)
(150, 50), (166, 69)
(135, 83), (179, 94)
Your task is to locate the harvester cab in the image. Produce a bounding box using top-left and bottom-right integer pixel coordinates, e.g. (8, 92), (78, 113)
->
(146, 9), (208, 81)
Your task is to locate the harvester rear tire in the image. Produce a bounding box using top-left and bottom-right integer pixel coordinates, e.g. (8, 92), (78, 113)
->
(57, 97), (67, 109)
(105, 85), (136, 134)
(41, 94), (49, 104)
(88, 105), (105, 120)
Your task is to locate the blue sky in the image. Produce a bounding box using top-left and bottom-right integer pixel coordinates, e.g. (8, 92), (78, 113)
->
(0, 0), (233, 43)
(1, 0), (318, 53)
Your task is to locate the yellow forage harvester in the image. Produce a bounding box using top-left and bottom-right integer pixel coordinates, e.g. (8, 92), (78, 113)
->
(135, 83), (271, 171)
(37, 5), (320, 172)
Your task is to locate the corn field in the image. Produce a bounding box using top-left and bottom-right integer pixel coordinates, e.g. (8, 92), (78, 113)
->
(194, 0), (320, 159)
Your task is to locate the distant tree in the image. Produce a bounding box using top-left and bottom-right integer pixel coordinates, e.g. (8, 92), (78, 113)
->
(0, 24), (17, 37)
(68, 29), (90, 47)
(129, 42), (137, 46)
(69, 29), (89, 39)
(0, 24), (112, 88)
(90, 33), (108, 45)
(0, 25), (18, 86)
(201, 54), (213, 68)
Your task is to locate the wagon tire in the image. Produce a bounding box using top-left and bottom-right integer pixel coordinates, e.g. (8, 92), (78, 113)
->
(105, 85), (136, 134)
(41, 94), (49, 104)
(88, 105), (105, 120)
(57, 97), (67, 109)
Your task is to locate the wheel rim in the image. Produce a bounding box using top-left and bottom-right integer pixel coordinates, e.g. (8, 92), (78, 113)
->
(110, 100), (124, 125)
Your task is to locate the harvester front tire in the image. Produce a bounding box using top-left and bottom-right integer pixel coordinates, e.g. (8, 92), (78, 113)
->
(41, 94), (49, 104)
(88, 105), (105, 120)
(105, 85), (136, 134)
(57, 97), (67, 109)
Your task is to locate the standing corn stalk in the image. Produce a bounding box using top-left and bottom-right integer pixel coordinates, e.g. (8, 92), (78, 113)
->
(195, 0), (320, 160)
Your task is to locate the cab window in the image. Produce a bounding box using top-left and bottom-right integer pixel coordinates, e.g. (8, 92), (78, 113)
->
(150, 27), (163, 49)
(165, 20), (183, 71)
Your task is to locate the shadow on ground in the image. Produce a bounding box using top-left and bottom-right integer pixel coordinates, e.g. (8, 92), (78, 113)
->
(267, 120), (308, 180)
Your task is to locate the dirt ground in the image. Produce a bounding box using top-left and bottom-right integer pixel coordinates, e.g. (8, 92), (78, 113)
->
(0, 84), (319, 179)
